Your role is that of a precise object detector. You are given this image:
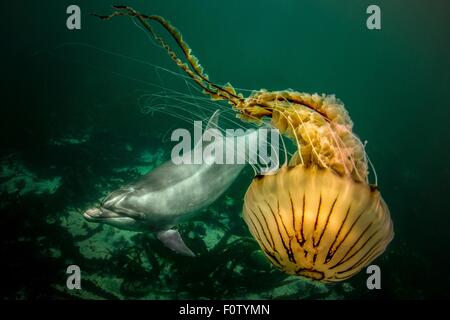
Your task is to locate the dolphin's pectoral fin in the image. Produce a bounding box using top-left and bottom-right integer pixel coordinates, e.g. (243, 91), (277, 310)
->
(156, 229), (195, 257)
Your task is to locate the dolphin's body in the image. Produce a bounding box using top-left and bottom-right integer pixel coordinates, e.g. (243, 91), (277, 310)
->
(83, 111), (259, 256)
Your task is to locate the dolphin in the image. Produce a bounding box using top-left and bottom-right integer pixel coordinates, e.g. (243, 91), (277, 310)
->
(83, 111), (261, 257)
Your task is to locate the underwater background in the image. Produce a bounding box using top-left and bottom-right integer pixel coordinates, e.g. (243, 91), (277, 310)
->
(1, 0), (449, 299)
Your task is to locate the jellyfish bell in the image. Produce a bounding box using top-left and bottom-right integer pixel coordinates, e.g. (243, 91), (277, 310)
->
(96, 6), (394, 282)
(243, 166), (393, 282)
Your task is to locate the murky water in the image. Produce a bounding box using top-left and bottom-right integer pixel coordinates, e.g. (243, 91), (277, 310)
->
(1, 0), (449, 299)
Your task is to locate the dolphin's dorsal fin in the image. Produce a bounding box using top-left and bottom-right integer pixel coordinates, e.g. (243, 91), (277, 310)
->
(157, 229), (195, 257)
(193, 109), (221, 150)
(205, 109), (220, 131)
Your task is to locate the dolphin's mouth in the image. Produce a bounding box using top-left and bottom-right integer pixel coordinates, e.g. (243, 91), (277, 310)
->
(83, 207), (123, 221)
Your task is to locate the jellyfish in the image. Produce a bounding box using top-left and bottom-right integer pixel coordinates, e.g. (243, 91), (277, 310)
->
(96, 6), (394, 282)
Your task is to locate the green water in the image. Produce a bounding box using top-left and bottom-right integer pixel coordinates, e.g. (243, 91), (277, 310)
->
(1, 0), (449, 299)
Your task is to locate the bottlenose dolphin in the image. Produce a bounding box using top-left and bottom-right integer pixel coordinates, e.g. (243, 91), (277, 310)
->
(83, 111), (261, 256)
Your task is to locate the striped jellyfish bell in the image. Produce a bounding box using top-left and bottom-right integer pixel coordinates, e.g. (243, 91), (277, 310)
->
(242, 165), (394, 282)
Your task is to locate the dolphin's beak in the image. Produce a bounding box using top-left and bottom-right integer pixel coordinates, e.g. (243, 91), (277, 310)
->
(83, 208), (102, 221)
(83, 207), (122, 221)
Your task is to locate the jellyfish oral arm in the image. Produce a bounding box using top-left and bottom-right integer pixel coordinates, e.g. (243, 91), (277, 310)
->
(93, 6), (243, 107)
